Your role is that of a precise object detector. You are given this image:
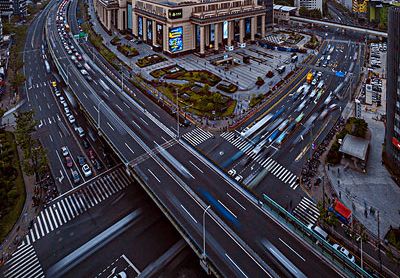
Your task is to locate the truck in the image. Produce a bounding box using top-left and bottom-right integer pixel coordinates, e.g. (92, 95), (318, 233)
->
(306, 73), (313, 84)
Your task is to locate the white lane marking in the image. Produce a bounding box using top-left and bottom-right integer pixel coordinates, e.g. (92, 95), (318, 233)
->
(153, 111), (160, 118)
(225, 253), (248, 278)
(93, 80), (98, 85)
(268, 247), (298, 274)
(47, 103), (51, 109)
(131, 120), (141, 129)
(148, 169), (161, 183)
(82, 92), (88, 98)
(74, 81), (79, 86)
(123, 102), (130, 108)
(124, 142), (135, 154)
(116, 104), (123, 111)
(218, 200), (237, 218)
(180, 204), (197, 223)
(140, 117), (149, 125)
(278, 238), (306, 261)
(121, 254), (141, 275)
(49, 135), (53, 142)
(93, 105), (98, 112)
(161, 136), (168, 142)
(107, 122), (115, 131)
(226, 193), (246, 211)
(39, 105), (42, 111)
(59, 131), (63, 138)
(189, 160), (203, 173)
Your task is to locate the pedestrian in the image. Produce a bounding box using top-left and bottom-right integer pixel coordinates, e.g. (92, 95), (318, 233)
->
(339, 191), (341, 199)
(327, 164), (330, 171)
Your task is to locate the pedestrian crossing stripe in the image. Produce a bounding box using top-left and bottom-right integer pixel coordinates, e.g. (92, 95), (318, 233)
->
(4, 244), (44, 278)
(220, 132), (300, 189)
(293, 197), (320, 225)
(20, 167), (133, 246)
(182, 127), (213, 146)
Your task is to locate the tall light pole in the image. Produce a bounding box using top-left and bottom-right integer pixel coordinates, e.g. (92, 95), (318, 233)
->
(97, 100), (105, 128)
(203, 205), (211, 259)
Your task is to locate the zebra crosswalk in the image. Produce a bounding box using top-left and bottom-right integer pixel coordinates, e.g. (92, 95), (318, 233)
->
(293, 197), (320, 225)
(21, 167), (133, 245)
(220, 132), (299, 189)
(3, 244), (44, 278)
(182, 127), (213, 146)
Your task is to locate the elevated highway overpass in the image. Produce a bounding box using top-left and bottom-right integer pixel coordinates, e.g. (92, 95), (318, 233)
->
(290, 16), (388, 38)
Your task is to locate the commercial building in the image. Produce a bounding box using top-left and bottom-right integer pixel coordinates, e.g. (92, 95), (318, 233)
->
(385, 6), (400, 168)
(0, 0), (13, 16)
(294, 0), (322, 12)
(273, 4), (297, 25)
(93, 0), (269, 56)
(13, 0), (26, 15)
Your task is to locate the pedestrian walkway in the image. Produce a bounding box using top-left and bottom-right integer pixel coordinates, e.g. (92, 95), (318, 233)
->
(292, 197), (320, 225)
(20, 167), (133, 245)
(182, 127), (213, 146)
(221, 131), (299, 189)
(2, 244), (44, 278)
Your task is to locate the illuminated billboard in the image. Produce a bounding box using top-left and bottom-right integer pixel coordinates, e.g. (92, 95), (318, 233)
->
(147, 20), (152, 40)
(169, 27), (183, 52)
(223, 21), (228, 39)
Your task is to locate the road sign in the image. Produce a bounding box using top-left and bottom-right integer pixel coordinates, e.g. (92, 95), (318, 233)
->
(78, 19), (82, 24)
(335, 71), (345, 77)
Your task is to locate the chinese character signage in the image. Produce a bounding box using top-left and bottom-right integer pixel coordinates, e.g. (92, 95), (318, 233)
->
(169, 27), (183, 52)
(168, 9), (183, 19)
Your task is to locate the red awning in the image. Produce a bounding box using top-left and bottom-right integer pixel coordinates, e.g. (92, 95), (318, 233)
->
(333, 200), (351, 219)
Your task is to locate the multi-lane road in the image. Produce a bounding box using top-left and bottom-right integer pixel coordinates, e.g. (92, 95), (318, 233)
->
(1, 0), (370, 276)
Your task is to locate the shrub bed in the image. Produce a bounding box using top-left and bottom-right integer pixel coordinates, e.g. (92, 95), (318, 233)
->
(305, 35), (320, 49)
(117, 44), (139, 57)
(110, 35), (121, 46)
(150, 65), (185, 78)
(136, 54), (167, 68)
(165, 70), (221, 86)
(266, 71), (274, 78)
(216, 82), (238, 94)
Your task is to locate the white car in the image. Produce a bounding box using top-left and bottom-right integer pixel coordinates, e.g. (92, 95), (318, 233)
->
(235, 175), (243, 182)
(113, 271), (127, 278)
(228, 169), (236, 176)
(68, 114), (75, 124)
(82, 164), (92, 177)
(332, 244), (355, 263)
(61, 146), (69, 157)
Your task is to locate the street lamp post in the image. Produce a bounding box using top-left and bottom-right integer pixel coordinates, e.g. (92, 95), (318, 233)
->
(203, 205), (211, 259)
(97, 100), (105, 128)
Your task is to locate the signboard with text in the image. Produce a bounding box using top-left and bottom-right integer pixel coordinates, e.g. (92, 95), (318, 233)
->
(393, 137), (400, 150)
(168, 9), (183, 19)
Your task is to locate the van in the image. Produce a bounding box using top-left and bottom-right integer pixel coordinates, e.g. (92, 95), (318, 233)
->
(77, 127), (85, 138)
(307, 224), (329, 241)
(44, 60), (50, 73)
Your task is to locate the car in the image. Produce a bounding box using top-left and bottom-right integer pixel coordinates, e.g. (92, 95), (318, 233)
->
(80, 69), (88, 76)
(228, 169), (236, 176)
(72, 48), (78, 53)
(54, 89), (61, 97)
(71, 170), (80, 184)
(112, 271), (127, 278)
(88, 149), (95, 159)
(71, 55), (77, 61)
(311, 79), (317, 86)
(82, 139), (90, 149)
(67, 49), (72, 55)
(317, 71), (322, 77)
(64, 107), (70, 115)
(77, 156), (85, 166)
(52, 81), (57, 87)
(70, 45), (75, 50)
(68, 114), (75, 124)
(77, 55), (83, 61)
(235, 175), (243, 182)
(82, 164), (92, 177)
(61, 146), (69, 157)
(332, 244), (355, 263)
(76, 63), (83, 69)
(84, 75), (93, 82)
(65, 156), (73, 167)
(94, 159), (102, 170)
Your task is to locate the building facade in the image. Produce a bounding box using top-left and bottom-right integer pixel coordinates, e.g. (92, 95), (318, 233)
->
(295, 0), (322, 12)
(0, 0), (13, 16)
(13, 0), (26, 15)
(93, 0), (269, 56)
(385, 6), (400, 168)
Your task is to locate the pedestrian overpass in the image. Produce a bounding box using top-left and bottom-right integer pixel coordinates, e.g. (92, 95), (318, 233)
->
(290, 16), (388, 38)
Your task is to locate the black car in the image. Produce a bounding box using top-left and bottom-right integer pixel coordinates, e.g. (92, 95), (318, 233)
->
(94, 159), (102, 170)
(77, 156), (85, 166)
(82, 139), (90, 149)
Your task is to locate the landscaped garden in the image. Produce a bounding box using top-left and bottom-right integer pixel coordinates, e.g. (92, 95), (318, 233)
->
(304, 35), (320, 49)
(150, 65), (185, 78)
(117, 44), (139, 57)
(151, 80), (236, 117)
(0, 131), (25, 243)
(110, 35), (121, 46)
(164, 70), (222, 87)
(216, 81), (237, 94)
(136, 54), (167, 68)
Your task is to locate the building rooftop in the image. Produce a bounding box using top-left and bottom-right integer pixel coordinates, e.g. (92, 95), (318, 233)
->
(339, 134), (369, 161)
(273, 4), (297, 12)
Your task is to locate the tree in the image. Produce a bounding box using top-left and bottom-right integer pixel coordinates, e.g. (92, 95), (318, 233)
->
(10, 73), (26, 92)
(317, 198), (339, 233)
(299, 6), (309, 17)
(14, 109), (49, 181)
(200, 84), (210, 95)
